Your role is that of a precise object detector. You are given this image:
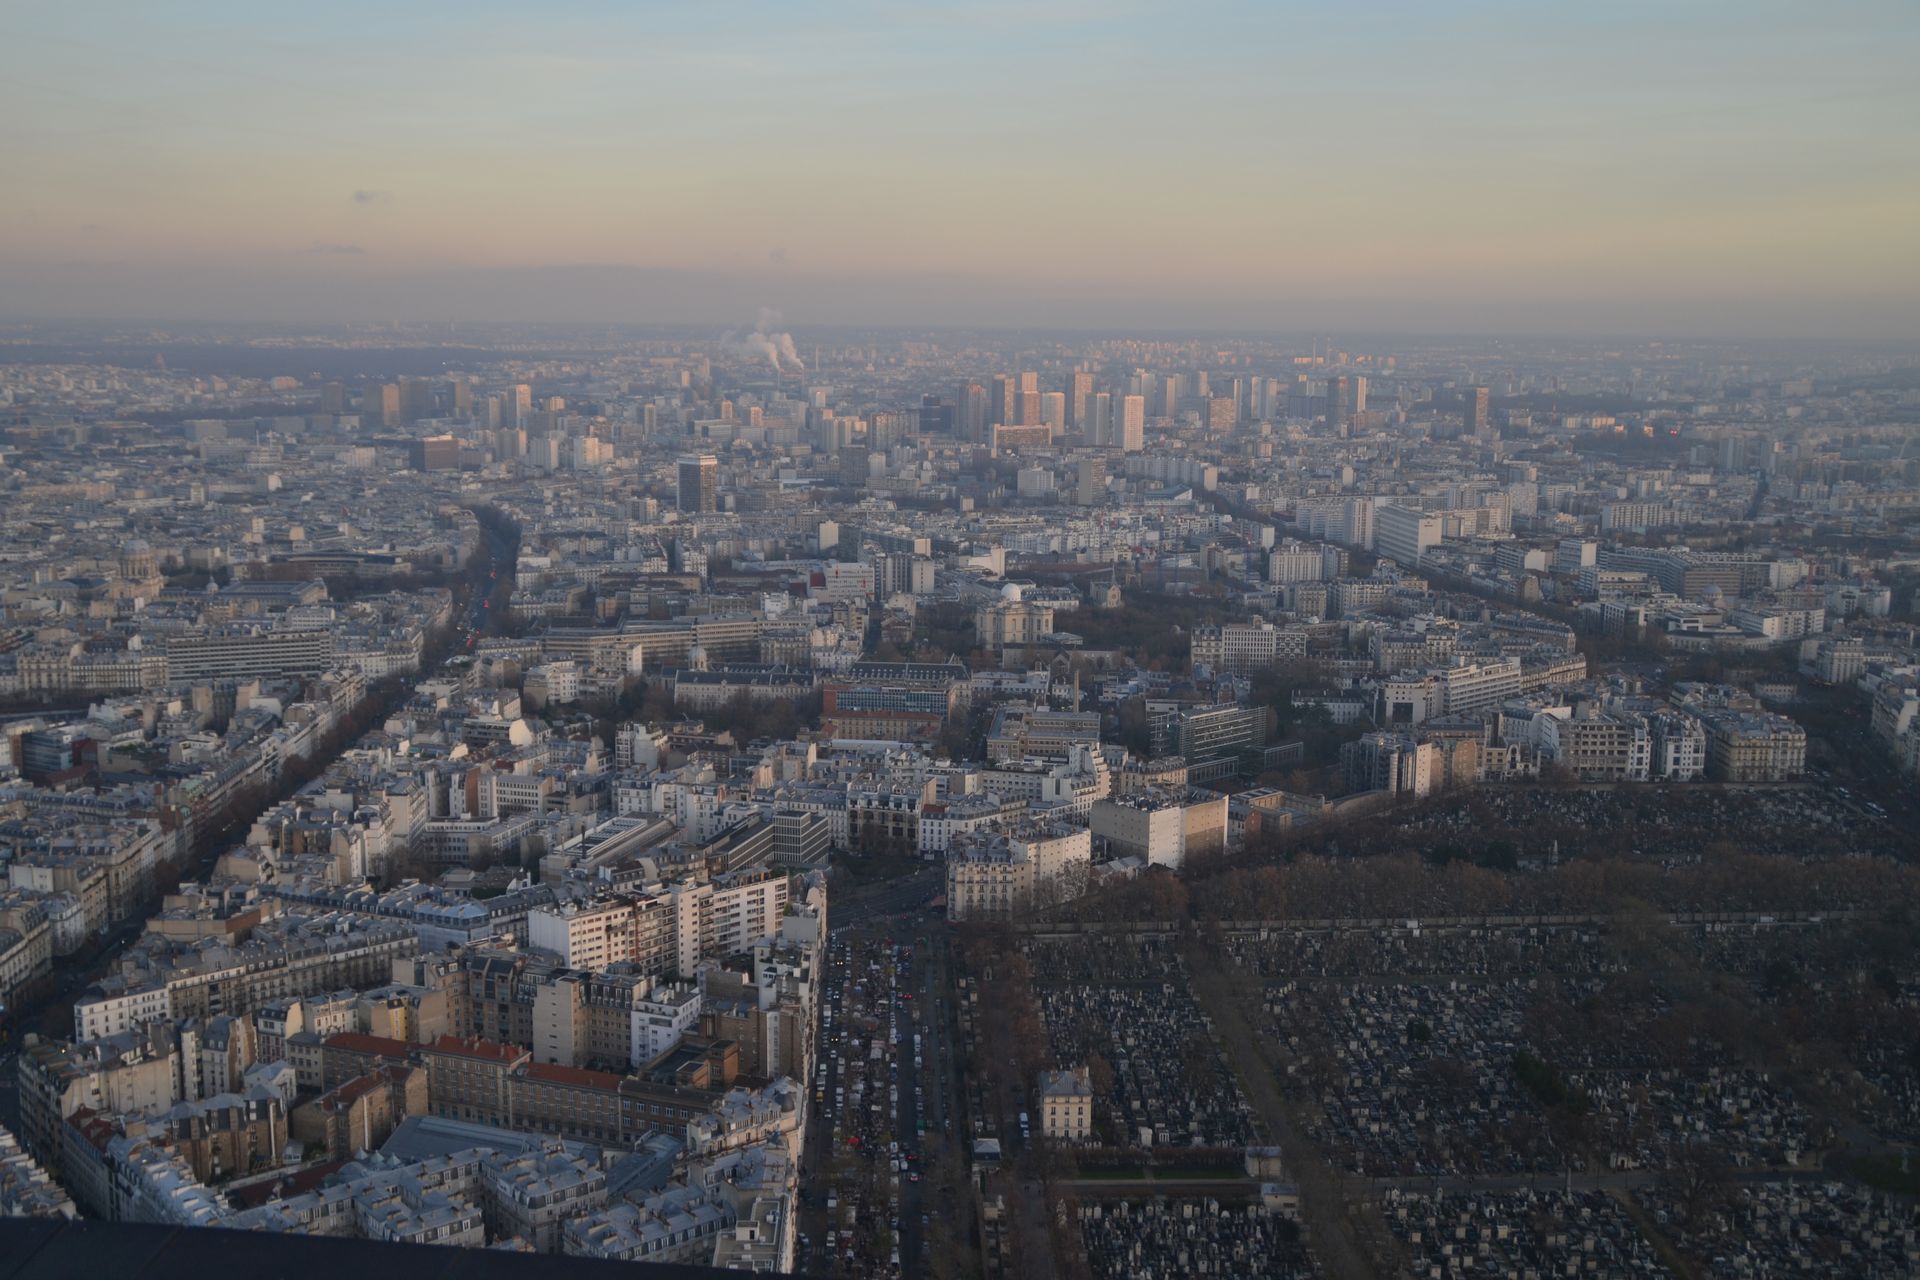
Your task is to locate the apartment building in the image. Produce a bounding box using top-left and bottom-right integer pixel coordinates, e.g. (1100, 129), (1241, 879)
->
(1374, 503), (1443, 567)
(1869, 681), (1919, 749)
(564, 1187), (735, 1265)
(976, 746), (1111, 822)
(15, 1026), (179, 1170)
(1539, 709), (1652, 782)
(479, 1140), (609, 1252)
(844, 787), (925, 856)
(1038, 1067), (1094, 1140)
(1190, 619), (1307, 672)
(420, 1036), (530, 1126)
(1439, 659), (1523, 718)
(1149, 703), (1268, 763)
(0, 903), (52, 1011)
(1699, 709), (1807, 782)
(692, 868), (789, 967)
(1089, 788), (1227, 870)
(945, 823), (1093, 921)
(1648, 711), (1707, 780)
(985, 706), (1102, 763)
(1341, 732), (1437, 798)
(74, 914), (417, 1044)
(1811, 637), (1867, 686)
(288, 1063), (427, 1159)
(821, 680), (957, 740)
(163, 628), (337, 682)
(526, 897), (653, 974)
(1266, 543), (1332, 584)
(916, 793), (1030, 855)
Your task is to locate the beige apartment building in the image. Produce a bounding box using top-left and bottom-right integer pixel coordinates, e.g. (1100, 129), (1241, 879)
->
(1700, 709), (1807, 782)
(1038, 1067), (1093, 1140)
(945, 824), (1093, 922)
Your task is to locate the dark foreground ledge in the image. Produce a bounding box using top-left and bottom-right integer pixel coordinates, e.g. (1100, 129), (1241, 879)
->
(0, 1217), (792, 1280)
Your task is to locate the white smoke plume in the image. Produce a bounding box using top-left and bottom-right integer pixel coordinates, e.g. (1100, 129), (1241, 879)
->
(720, 307), (804, 372)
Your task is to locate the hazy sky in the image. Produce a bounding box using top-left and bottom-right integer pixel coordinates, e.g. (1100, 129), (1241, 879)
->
(3, 0), (1917, 338)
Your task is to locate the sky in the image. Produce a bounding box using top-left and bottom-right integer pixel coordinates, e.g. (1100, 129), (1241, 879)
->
(2, 0), (1917, 339)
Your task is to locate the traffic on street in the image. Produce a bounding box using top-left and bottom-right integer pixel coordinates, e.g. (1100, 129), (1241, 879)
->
(800, 911), (969, 1279)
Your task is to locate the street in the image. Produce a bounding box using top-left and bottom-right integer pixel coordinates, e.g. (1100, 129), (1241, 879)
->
(799, 884), (968, 1278)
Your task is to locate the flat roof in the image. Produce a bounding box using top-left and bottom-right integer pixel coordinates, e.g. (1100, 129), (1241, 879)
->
(523, 1061), (624, 1092)
(378, 1115), (599, 1164)
(321, 1032), (416, 1059)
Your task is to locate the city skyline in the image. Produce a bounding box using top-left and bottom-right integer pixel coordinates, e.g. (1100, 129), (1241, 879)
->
(3, 0), (1917, 339)
(3, 308), (1919, 1279)
(5, 6), (1920, 1274)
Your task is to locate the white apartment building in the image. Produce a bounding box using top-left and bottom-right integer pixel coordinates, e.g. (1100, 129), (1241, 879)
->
(916, 794), (1029, 855)
(632, 984), (702, 1067)
(163, 628), (337, 682)
(1439, 659), (1523, 718)
(614, 724), (669, 769)
(1267, 545), (1325, 584)
(945, 824), (1093, 921)
(526, 898), (640, 973)
(817, 562), (875, 602)
(1295, 497), (1374, 551)
(1374, 503), (1443, 568)
(1038, 745), (1112, 820)
(1190, 620), (1306, 672)
(1814, 638), (1867, 686)
(530, 873), (786, 980)
(1730, 607), (1825, 642)
(699, 869), (789, 965)
(75, 980), (173, 1043)
(1648, 711), (1707, 781)
(1341, 732), (1436, 798)
(1089, 788), (1226, 870)
(1554, 538), (1600, 575)
(1599, 501), (1675, 533)
(1378, 673), (1443, 727)
(523, 661), (582, 705)
(1539, 710), (1652, 782)
(946, 842), (1036, 921)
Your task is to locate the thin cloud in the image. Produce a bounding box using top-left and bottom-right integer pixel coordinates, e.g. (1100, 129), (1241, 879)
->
(309, 241), (366, 255)
(350, 189), (391, 205)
